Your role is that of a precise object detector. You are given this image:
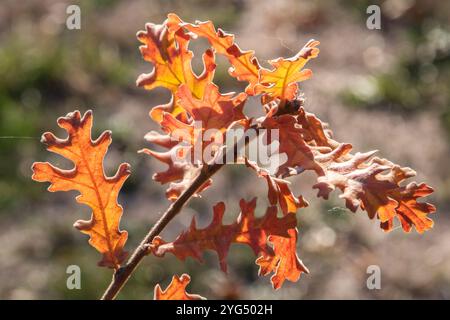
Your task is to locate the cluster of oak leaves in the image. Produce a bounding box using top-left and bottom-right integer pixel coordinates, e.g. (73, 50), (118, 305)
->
(31, 14), (436, 300)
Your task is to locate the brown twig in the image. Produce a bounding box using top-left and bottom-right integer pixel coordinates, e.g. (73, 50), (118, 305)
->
(101, 122), (259, 300)
(100, 162), (223, 300)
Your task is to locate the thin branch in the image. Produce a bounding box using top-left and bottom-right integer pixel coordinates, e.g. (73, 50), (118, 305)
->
(101, 122), (258, 300)
(100, 162), (223, 300)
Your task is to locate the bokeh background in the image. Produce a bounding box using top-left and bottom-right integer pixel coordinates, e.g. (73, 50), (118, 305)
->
(1, 0), (449, 299)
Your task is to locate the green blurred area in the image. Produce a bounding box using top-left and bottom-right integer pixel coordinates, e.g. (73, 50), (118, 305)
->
(339, 0), (450, 137)
(0, 0), (449, 299)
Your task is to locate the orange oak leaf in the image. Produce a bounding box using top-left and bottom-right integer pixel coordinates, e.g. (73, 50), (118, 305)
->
(139, 131), (211, 201)
(163, 82), (247, 144)
(255, 40), (319, 103)
(137, 14), (255, 202)
(246, 159), (308, 215)
(31, 110), (129, 268)
(136, 13), (216, 122)
(264, 103), (436, 233)
(261, 113), (324, 177)
(154, 274), (205, 300)
(256, 229), (308, 290)
(380, 182), (435, 233)
(295, 106), (435, 233)
(140, 83), (247, 201)
(182, 19), (261, 95)
(247, 161), (309, 289)
(150, 199), (296, 272)
(313, 149), (436, 233)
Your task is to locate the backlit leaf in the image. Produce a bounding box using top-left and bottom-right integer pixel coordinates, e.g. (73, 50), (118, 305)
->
(154, 274), (205, 300)
(32, 110), (129, 268)
(247, 161), (309, 289)
(256, 229), (309, 290)
(136, 13), (216, 122)
(182, 19), (261, 95)
(262, 104), (436, 233)
(139, 131), (211, 201)
(255, 40), (319, 103)
(150, 199), (296, 272)
(140, 83), (246, 200)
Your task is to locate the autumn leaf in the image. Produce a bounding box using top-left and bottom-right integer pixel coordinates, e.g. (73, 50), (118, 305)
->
(247, 161), (309, 289)
(164, 82), (247, 145)
(139, 131), (211, 201)
(246, 159), (308, 215)
(150, 199), (296, 272)
(380, 182), (435, 233)
(31, 110), (129, 268)
(261, 113), (324, 177)
(136, 13), (216, 122)
(294, 106), (435, 233)
(264, 103), (436, 233)
(154, 274), (205, 300)
(255, 40), (319, 103)
(313, 149), (436, 233)
(140, 83), (247, 201)
(256, 229), (308, 290)
(182, 18), (261, 95)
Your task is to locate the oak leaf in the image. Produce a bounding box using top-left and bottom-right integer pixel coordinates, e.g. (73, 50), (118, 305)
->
(137, 13), (216, 122)
(247, 161), (309, 289)
(261, 113), (323, 177)
(313, 149), (436, 233)
(263, 104), (436, 233)
(182, 19), (261, 95)
(256, 229), (308, 290)
(150, 199), (296, 272)
(154, 274), (205, 300)
(139, 131), (211, 201)
(140, 83), (246, 200)
(246, 159), (308, 215)
(255, 40), (319, 103)
(163, 83), (247, 145)
(294, 106), (435, 233)
(31, 110), (129, 268)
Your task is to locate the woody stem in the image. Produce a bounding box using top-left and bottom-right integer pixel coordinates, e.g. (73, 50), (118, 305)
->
(100, 162), (224, 300)
(100, 123), (258, 300)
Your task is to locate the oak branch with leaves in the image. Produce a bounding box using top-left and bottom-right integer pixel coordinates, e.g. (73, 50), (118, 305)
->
(32, 14), (436, 300)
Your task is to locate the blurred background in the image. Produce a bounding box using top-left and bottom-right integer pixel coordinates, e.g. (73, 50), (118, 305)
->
(0, 0), (449, 299)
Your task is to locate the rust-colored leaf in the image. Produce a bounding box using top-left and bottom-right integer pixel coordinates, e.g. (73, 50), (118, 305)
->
(295, 106), (435, 233)
(255, 40), (319, 103)
(154, 274), (205, 300)
(247, 161), (309, 289)
(256, 229), (308, 290)
(262, 104), (436, 234)
(313, 149), (436, 233)
(182, 19), (261, 95)
(246, 158), (308, 215)
(139, 131), (211, 201)
(261, 113), (323, 177)
(150, 199), (296, 272)
(140, 83), (246, 201)
(31, 110), (129, 268)
(136, 13), (216, 122)
(167, 82), (247, 143)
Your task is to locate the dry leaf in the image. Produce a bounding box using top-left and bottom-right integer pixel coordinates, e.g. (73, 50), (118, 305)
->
(182, 18), (261, 95)
(137, 13), (216, 122)
(154, 274), (205, 300)
(32, 110), (129, 268)
(256, 40), (319, 103)
(150, 199), (296, 272)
